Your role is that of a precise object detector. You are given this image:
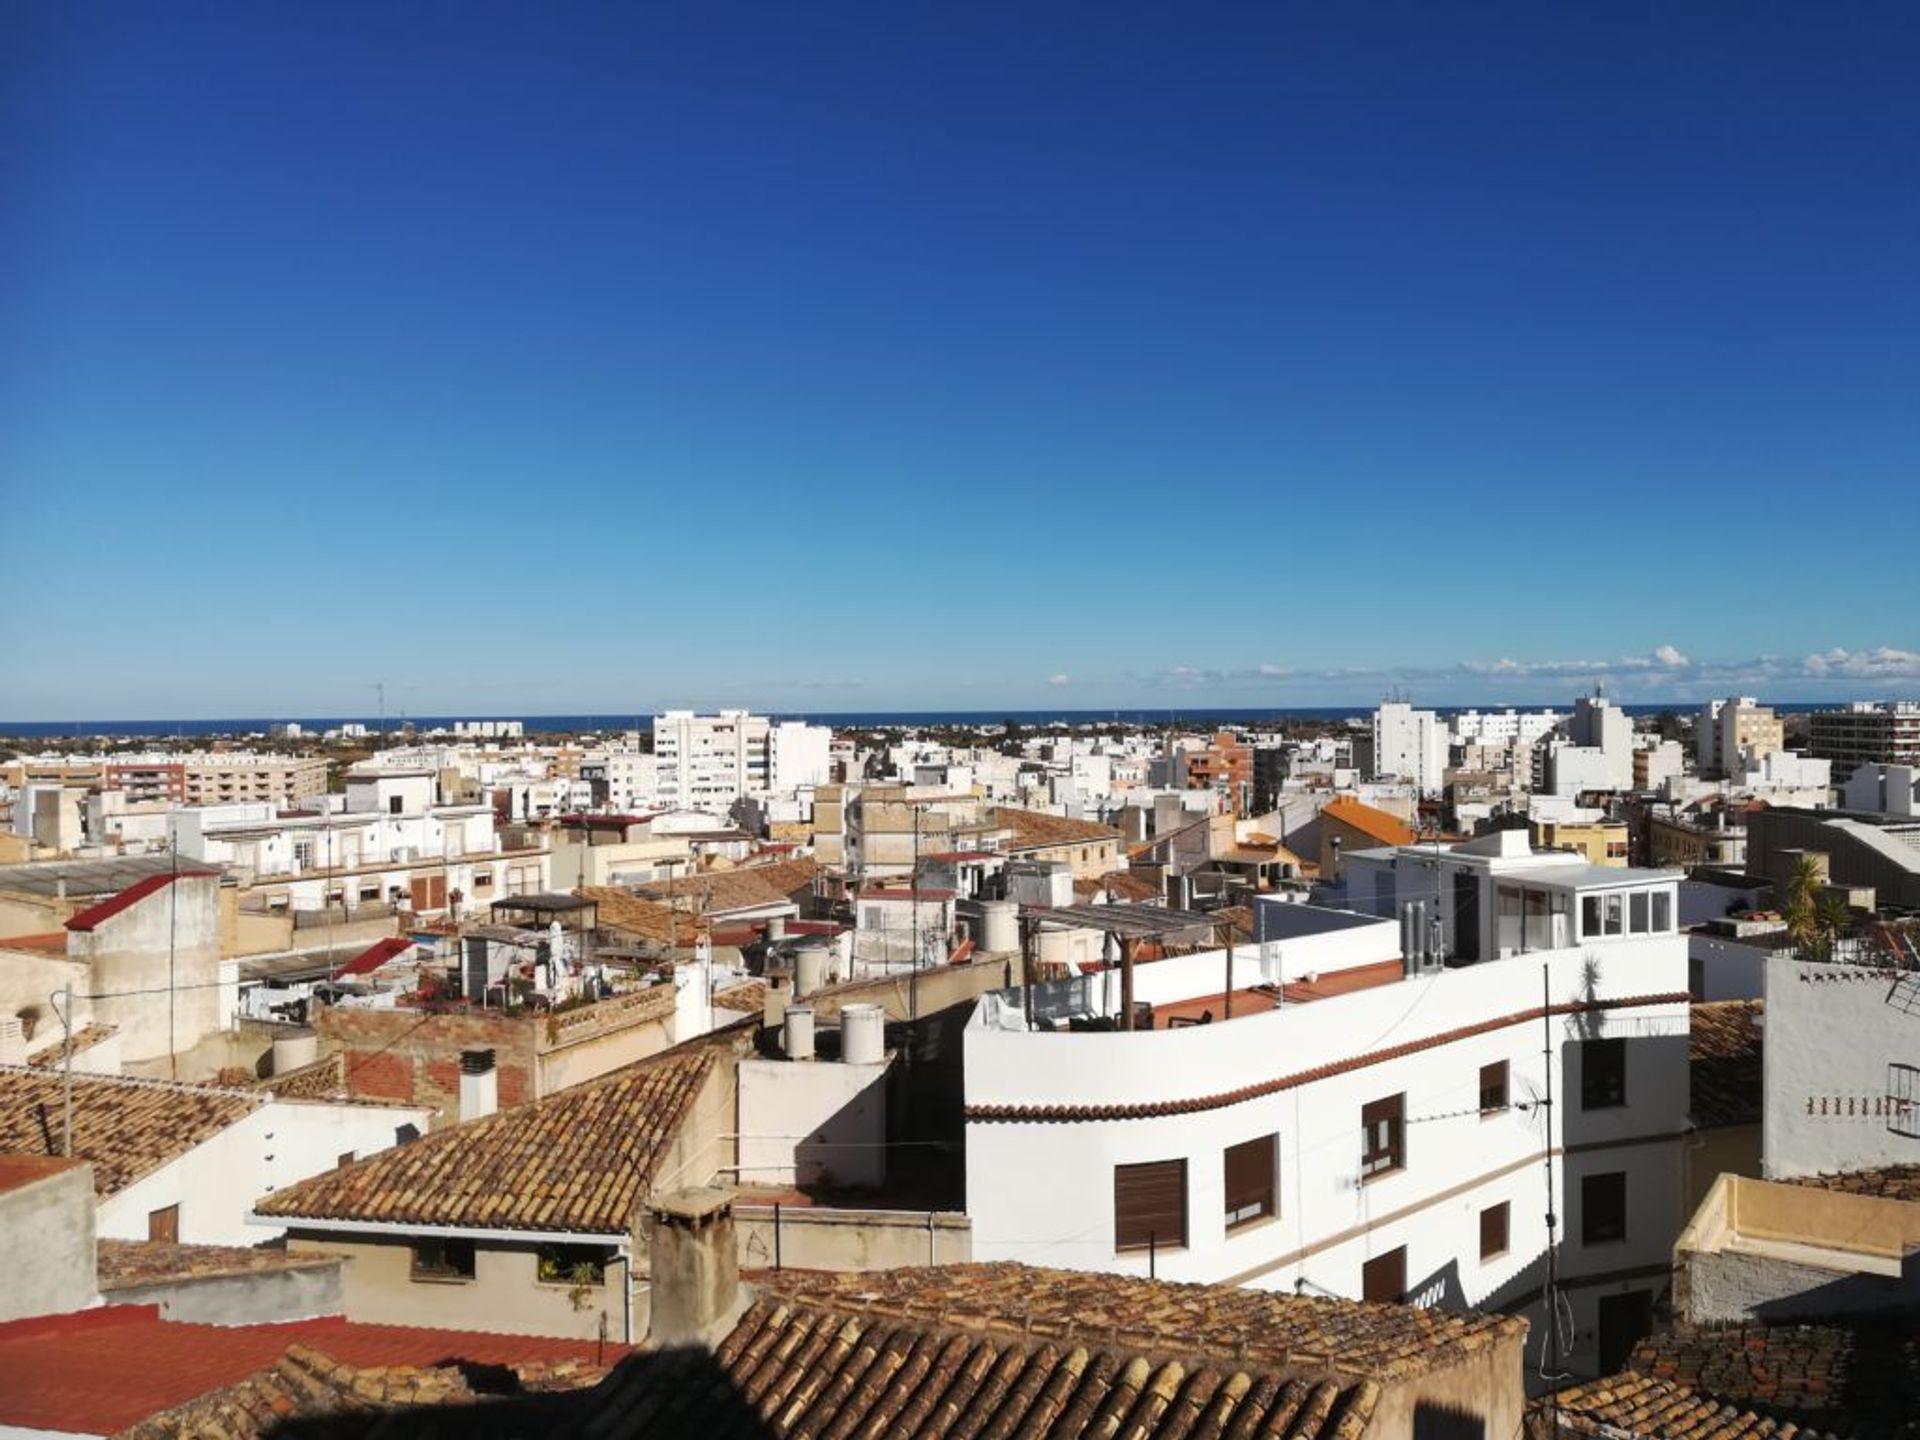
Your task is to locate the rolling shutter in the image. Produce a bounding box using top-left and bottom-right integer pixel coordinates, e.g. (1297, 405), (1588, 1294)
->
(1223, 1135), (1276, 1227)
(1114, 1159), (1187, 1251)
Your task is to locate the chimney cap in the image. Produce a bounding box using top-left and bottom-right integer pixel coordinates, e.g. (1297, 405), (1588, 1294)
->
(459, 1047), (496, 1075)
(650, 1184), (736, 1224)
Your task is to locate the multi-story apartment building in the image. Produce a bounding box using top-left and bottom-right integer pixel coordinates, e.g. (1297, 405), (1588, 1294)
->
(1696, 697), (1784, 778)
(964, 830), (1689, 1380)
(650, 711), (831, 815)
(1450, 708), (1564, 748)
(1807, 701), (1920, 782)
(1370, 702), (1447, 797)
(4, 752), (328, 807)
(1180, 730), (1252, 813)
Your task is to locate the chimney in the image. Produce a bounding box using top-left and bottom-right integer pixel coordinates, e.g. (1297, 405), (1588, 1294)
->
(458, 1047), (498, 1121)
(645, 1186), (743, 1348)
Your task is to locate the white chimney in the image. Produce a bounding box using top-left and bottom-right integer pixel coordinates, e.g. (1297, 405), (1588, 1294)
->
(459, 1047), (498, 1121)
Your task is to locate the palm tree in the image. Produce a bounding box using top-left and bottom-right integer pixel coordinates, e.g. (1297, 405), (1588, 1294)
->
(1782, 853), (1824, 956)
(1816, 891), (1854, 961)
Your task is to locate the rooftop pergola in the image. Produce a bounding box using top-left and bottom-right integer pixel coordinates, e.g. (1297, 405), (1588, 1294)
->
(1016, 903), (1240, 1030)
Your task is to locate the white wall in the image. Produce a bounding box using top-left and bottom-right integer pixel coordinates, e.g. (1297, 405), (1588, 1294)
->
(738, 1055), (890, 1189)
(1763, 953), (1920, 1179)
(100, 1093), (434, 1246)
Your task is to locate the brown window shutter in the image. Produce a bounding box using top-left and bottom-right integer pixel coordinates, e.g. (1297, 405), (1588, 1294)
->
(1362, 1246), (1405, 1303)
(1114, 1159), (1187, 1251)
(1223, 1135), (1276, 1226)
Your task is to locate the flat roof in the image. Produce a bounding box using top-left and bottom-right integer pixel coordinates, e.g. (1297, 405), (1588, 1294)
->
(488, 892), (595, 914)
(0, 853), (224, 899)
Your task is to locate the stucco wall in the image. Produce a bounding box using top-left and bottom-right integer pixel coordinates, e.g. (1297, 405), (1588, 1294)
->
(738, 1056), (890, 1189)
(1763, 954), (1920, 1178)
(70, 872), (224, 1062)
(0, 1161), (96, 1322)
(110, 1261), (344, 1325)
(289, 1234), (631, 1340)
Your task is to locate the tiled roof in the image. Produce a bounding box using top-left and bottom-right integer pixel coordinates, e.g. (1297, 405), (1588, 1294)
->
(583, 888), (685, 944)
(26, 1022), (119, 1068)
(712, 980), (767, 1014)
(0, 1306), (616, 1438)
(256, 1046), (717, 1234)
(0, 1067), (260, 1196)
(990, 807), (1125, 851)
(1104, 869), (1165, 903)
(65, 870), (220, 932)
(1689, 998), (1763, 1129)
(633, 857), (819, 914)
(1781, 1163), (1920, 1204)
(1626, 1321), (1920, 1437)
(1322, 798), (1417, 848)
(763, 1264), (1524, 1382)
(566, 1287), (1377, 1440)
(97, 1240), (342, 1293)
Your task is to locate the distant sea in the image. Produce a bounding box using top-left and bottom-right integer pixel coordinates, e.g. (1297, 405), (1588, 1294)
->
(0, 703), (1845, 740)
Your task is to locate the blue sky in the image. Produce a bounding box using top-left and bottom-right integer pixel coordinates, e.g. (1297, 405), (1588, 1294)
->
(3, 2), (1916, 719)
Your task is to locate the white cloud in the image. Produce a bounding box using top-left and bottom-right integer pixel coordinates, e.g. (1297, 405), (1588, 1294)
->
(1801, 647), (1920, 679)
(1048, 673), (1072, 687)
(1653, 644), (1689, 668)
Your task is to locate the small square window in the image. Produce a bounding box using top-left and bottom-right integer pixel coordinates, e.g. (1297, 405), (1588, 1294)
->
(411, 1237), (476, 1281)
(1479, 1061), (1509, 1113)
(1362, 1246), (1406, 1303)
(1480, 1201), (1510, 1260)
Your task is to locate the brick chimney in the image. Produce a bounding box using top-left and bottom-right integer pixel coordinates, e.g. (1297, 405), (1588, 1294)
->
(458, 1047), (497, 1122)
(644, 1186), (743, 1348)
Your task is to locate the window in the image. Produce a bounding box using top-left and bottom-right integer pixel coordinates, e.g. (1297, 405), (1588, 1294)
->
(410, 1237), (476, 1281)
(536, 1243), (607, 1286)
(292, 840), (314, 870)
(1362, 1246), (1406, 1303)
(1223, 1135), (1278, 1230)
(358, 884), (381, 903)
(389, 795), (404, 815)
(1581, 894), (1602, 939)
(1114, 1159), (1187, 1252)
(148, 1205), (179, 1244)
(1580, 1038), (1628, 1110)
(1651, 891), (1672, 932)
(1629, 891), (1649, 934)
(1480, 1201), (1510, 1260)
(1582, 1171), (1628, 1245)
(1361, 1094), (1405, 1179)
(1479, 1061), (1509, 1113)
(1605, 893), (1624, 936)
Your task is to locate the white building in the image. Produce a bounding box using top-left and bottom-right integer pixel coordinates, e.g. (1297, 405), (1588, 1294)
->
(651, 711), (832, 814)
(1841, 763), (1920, 818)
(965, 830), (1689, 1380)
(1567, 695), (1634, 790)
(1370, 702), (1447, 798)
(1451, 709), (1564, 748)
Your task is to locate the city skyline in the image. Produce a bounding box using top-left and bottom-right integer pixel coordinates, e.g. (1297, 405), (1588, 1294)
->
(5, 3), (1917, 715)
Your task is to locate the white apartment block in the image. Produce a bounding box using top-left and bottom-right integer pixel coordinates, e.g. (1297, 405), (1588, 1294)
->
(1370, 702), (1447, 797)
(651, 710), (831, 814)
(965, 831), (1689, 1381)
(1450, 708), (1564, 748)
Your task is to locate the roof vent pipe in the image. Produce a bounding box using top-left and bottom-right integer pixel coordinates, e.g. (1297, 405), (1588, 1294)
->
(784, 1005), (815, 1062)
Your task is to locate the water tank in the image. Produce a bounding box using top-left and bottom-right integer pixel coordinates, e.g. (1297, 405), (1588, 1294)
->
(272, 1029), (318, 1075)
(841, 1004), (885, 1065)
(979, 900), (1018, 954)
(793, 942), (830, 998)
(784, 1005), (816, 1061)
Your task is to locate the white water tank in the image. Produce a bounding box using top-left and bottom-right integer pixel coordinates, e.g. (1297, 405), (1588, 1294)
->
(979, 900), (1018, 954)
(272, 1029), (318, 1075)
(784, 1005), (816, 1061)
(841, 1004), (885, 1065)
(794, 942), (830, 998)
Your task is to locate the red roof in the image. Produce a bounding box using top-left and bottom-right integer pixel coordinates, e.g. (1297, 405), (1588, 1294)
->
(0, 1304), (626, 1435)
(0, 1155), (85, 1196)
(65, 871), (219, 933)
(0, 932), (69, 954)
(335, 935), (414, 977)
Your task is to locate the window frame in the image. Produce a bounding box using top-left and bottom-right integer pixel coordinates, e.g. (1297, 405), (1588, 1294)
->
(1581, 1170), (1628, 1246)
(1223, 1134), (1279, 1231)
(410, 1236), (478, 1282)
(1479, 1060), (1509, 1114)
(1360, 1094), (1406, 1180)
(1580, 1037), (1628, 1110)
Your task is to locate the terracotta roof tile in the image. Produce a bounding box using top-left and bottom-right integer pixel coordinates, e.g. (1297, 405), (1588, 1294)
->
(713, 980), (767, 1014)
(632, 857), (820, 914)
(990, 807), (1125, 852)
(1688, 999), (1763, 1129)
(1624, 1321), (1919, 1436)
(1781, 1163), (1920, 1203)
(255, 1046), (717, 1233)
(0, 1067), (260, 1196)
(0, 1306), (615, 1438)
(1322, 798), (1417, 848)
(97, 1240), (342, 1292)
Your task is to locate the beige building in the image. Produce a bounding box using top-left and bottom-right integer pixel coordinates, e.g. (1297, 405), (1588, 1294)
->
(1531, 817), (1629, 866)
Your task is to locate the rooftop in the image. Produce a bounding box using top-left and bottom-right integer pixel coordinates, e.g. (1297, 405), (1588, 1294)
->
(0, 1306), (617, 1437)
(97, 1239), (342, 1293)
(1151, 960), (1406, 1028)
(65, 869), (220, 932)
(0, 1152), (86, 1195)
(1688, 998), (1764, 1129)
(0, 1067), (260, 1196)
(990, 806), (1126, 851)
(1782, 1163), (1920, 1204)
(256, 1045), (719, 1234)
(1322, 796), (1417, 847)
(0, 852), (222, 901)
